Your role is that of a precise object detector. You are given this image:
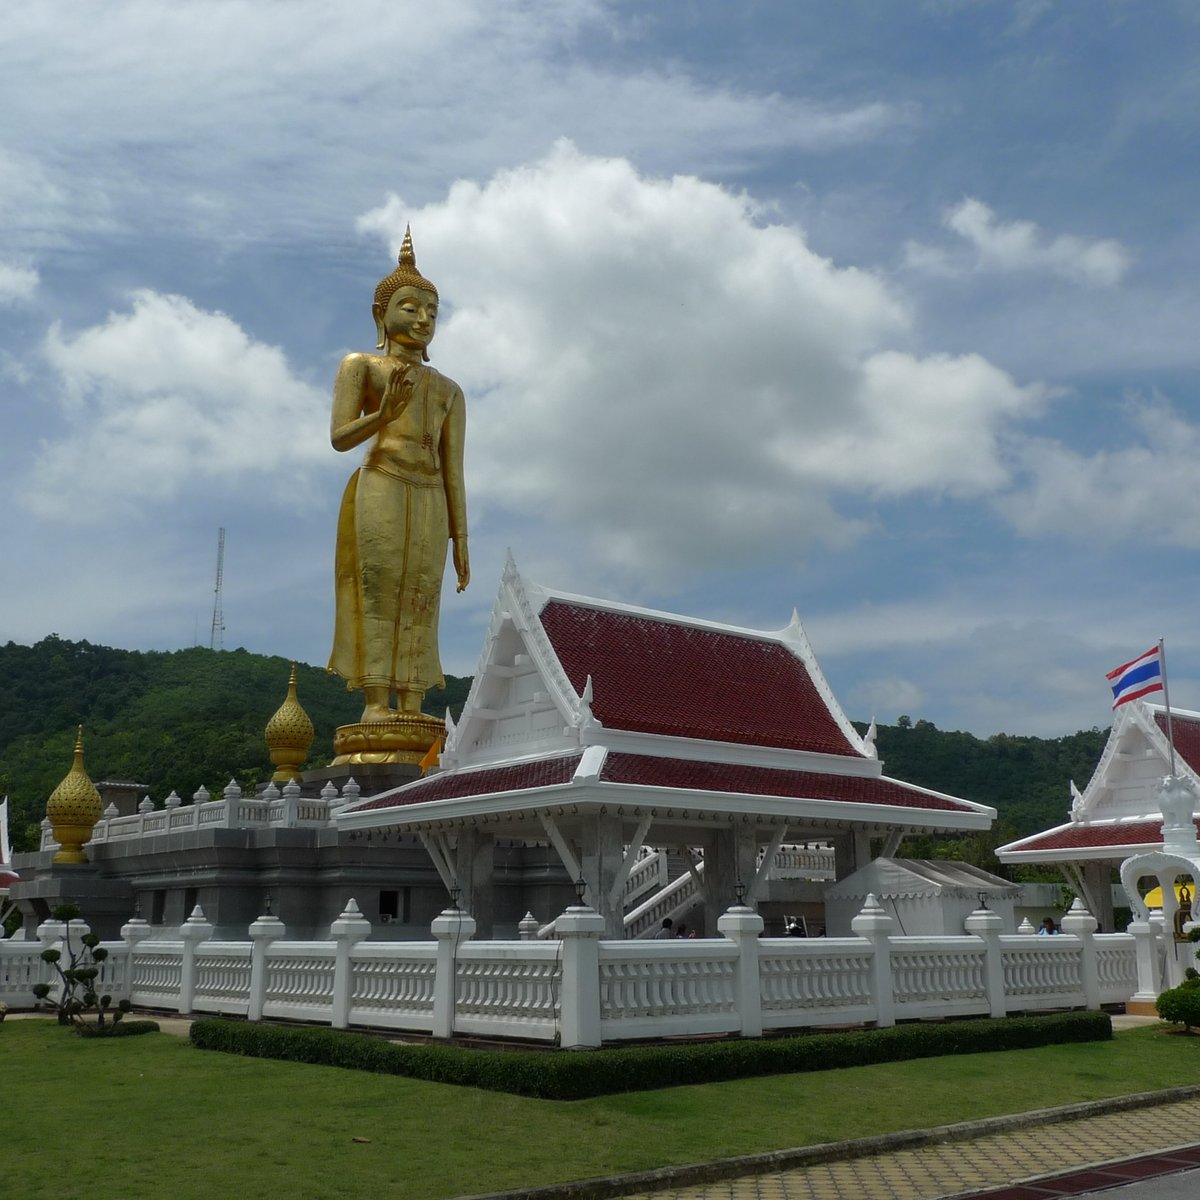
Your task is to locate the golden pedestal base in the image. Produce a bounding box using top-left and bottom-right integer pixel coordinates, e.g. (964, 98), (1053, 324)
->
(332, 714), (442, 766)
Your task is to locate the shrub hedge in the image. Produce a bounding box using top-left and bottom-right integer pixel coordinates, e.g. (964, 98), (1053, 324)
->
(190, 1010), (1111, 1100)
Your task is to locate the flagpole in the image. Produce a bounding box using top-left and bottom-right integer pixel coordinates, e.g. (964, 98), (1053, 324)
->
(1160, 637), (1178, 776)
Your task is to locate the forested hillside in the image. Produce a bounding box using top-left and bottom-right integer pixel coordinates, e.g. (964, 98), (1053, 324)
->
(1, 637), (1107, 862)
(0, 636), (470, 852)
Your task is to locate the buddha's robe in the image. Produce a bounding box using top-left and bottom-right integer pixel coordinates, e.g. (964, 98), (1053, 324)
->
(328, 362), (466, 694)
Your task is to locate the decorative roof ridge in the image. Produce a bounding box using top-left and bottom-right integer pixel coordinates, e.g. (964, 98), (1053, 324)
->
(339, 748), (586, 813)
(873, 771), (996, 816)
(997, 819), (1095, 855)
(532, 582), (805, 644)
(775, 607), (873, 759)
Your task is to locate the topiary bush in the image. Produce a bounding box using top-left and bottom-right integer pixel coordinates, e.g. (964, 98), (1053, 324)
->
(191, 1010), (1111, 1100)
(1156, 978), (1200, 1032)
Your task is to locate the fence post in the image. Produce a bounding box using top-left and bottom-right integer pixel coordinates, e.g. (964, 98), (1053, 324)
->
(247, 913), (285, 1022)
(431, 905), (476, 1039)
(34, 918), (66, 1007)
(178, 906), (214, 1015)
(1127, 918), (1161, 1007)
(964, 905), (1006, 1018)
(557, 904), (605, 1049)
(518, 912), (540, 941)
(1060, 897), (1100, 1009)
(718, 903), (764, 1037)
(118, 916), (154, 1005)
(851, 894), (896, 1028)
(329, 899), (372, 1029)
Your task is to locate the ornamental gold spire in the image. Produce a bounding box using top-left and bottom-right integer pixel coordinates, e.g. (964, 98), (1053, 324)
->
(265, 663), (315, 782)
(46, 726), (102, 864)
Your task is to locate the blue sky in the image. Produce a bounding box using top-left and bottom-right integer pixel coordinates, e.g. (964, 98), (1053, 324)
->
(2, 1), (1199, 739)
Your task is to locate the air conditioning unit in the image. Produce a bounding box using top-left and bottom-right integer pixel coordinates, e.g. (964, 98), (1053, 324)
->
(379, 913), (393, 924)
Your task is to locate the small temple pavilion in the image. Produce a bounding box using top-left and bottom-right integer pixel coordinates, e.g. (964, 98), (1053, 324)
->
(337, 556), (996, 936)
(997, 699), (1200, 931)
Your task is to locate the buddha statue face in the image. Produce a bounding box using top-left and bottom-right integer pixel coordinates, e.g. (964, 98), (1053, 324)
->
(373, 285), (438, 354)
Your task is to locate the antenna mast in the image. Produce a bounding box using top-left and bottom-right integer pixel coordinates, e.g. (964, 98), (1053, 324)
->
(210, 527), (226, 651)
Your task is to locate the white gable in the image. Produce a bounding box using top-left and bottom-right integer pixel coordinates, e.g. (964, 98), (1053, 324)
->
(1074, 701), (1192, 824)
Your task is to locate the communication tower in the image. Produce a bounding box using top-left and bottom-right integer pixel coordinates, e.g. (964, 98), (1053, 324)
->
(210, 527), (226, 651)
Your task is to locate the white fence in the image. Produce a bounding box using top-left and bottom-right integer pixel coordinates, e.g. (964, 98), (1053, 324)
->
(0, 895), (1140, 1048)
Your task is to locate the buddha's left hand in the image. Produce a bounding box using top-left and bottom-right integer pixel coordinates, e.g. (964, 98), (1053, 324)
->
(453, 538), (470, 592)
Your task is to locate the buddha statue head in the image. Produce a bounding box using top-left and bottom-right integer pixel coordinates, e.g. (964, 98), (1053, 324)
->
(373, 226), (439, 359)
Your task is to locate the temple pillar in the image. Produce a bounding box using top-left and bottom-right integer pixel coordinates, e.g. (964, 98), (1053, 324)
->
(455, 828), (495, 939)
(705, 824), (758, 936)
(1082, 860), (1115, 932)
(832, 830), (872, 881)
(581, 813), (624, 938)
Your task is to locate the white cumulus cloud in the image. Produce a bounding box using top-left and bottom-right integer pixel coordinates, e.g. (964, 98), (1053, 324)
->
(905, 198), (1130, 287)
(946, 197), (1131, 286)
(0, 262), (38, 305)
(1000, 397), (1200, 546)
(359, 145), (1047, 579)
(29, 291), (331, 520)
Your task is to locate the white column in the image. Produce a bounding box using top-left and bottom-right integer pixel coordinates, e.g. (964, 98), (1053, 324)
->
(1060, 897), (1101, 1009)
(965, 905), (1006, 1018)
(557, 904), (605, 1050)
(247, 913), (285, 1021)
(431, 906), (476, 1039)
(118, 916), (154, 1004)
(329, 900), (372, 1029)
(178, 906), (214, 1015)
(718, 904), (765, 1037)
(851, 894), (896, 1028)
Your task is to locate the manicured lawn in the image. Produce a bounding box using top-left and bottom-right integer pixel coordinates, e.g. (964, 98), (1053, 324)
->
(5, 1019), (1199, 1200)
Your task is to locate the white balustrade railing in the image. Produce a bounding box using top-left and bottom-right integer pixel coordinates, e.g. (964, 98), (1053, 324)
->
(40, 779), (360, 852)
(891, 937), (988, 1017)
(758, 940), (875, 1025)
(763, 843), (837, 880)
(1000, 937), (1085, 1010)
(624, 863), (704, 938)
(348, 944), (438, 1031)
(3, 896), (1144, 1048)
(599, 941), (739, 1039)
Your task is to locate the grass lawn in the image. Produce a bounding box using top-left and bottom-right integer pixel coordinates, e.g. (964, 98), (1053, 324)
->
(5, 1019), (1199, 1200)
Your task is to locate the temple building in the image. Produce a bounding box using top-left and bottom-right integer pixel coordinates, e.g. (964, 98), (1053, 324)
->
(335, 557), (996, 936)
(996, 699), (1200, 930)
(10, 559), (996, 942)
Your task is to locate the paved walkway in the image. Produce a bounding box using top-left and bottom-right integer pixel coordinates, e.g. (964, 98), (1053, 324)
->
(625, 1097), (1200, 1200)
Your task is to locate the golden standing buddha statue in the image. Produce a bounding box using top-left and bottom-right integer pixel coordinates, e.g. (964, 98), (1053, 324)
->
(327, 228), (469, 764)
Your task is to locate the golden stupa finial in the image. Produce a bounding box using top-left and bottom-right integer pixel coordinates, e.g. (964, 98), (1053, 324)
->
(265, 662), (315, 783)
(373, 224), (439, 309)
(46, 725), (102, 864)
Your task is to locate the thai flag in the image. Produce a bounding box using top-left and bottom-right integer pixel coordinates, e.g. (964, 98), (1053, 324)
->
(1107, 646), (1164, 709)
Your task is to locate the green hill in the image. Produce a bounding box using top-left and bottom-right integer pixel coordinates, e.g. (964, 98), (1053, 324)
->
(0, 635), (470, 852)
(1, 638), (1107, 863)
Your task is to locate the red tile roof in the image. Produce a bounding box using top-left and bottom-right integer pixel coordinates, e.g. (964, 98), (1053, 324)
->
(352, 754), (583, 811)
(1156, 712), (1200, 774)
(1005, 819), (1193, 853)
(539, 600), (859, 756)
(0, 869), (16, 888)
(601, 753), (974, 813)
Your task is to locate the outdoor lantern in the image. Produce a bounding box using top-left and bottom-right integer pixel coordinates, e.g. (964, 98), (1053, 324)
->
(734, 877), (747, 905)
(575, 874), (587, 904)
(450, 881), (461, 909)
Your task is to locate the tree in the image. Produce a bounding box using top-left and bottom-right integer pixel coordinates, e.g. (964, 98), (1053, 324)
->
(30, 903), (131, 1032)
